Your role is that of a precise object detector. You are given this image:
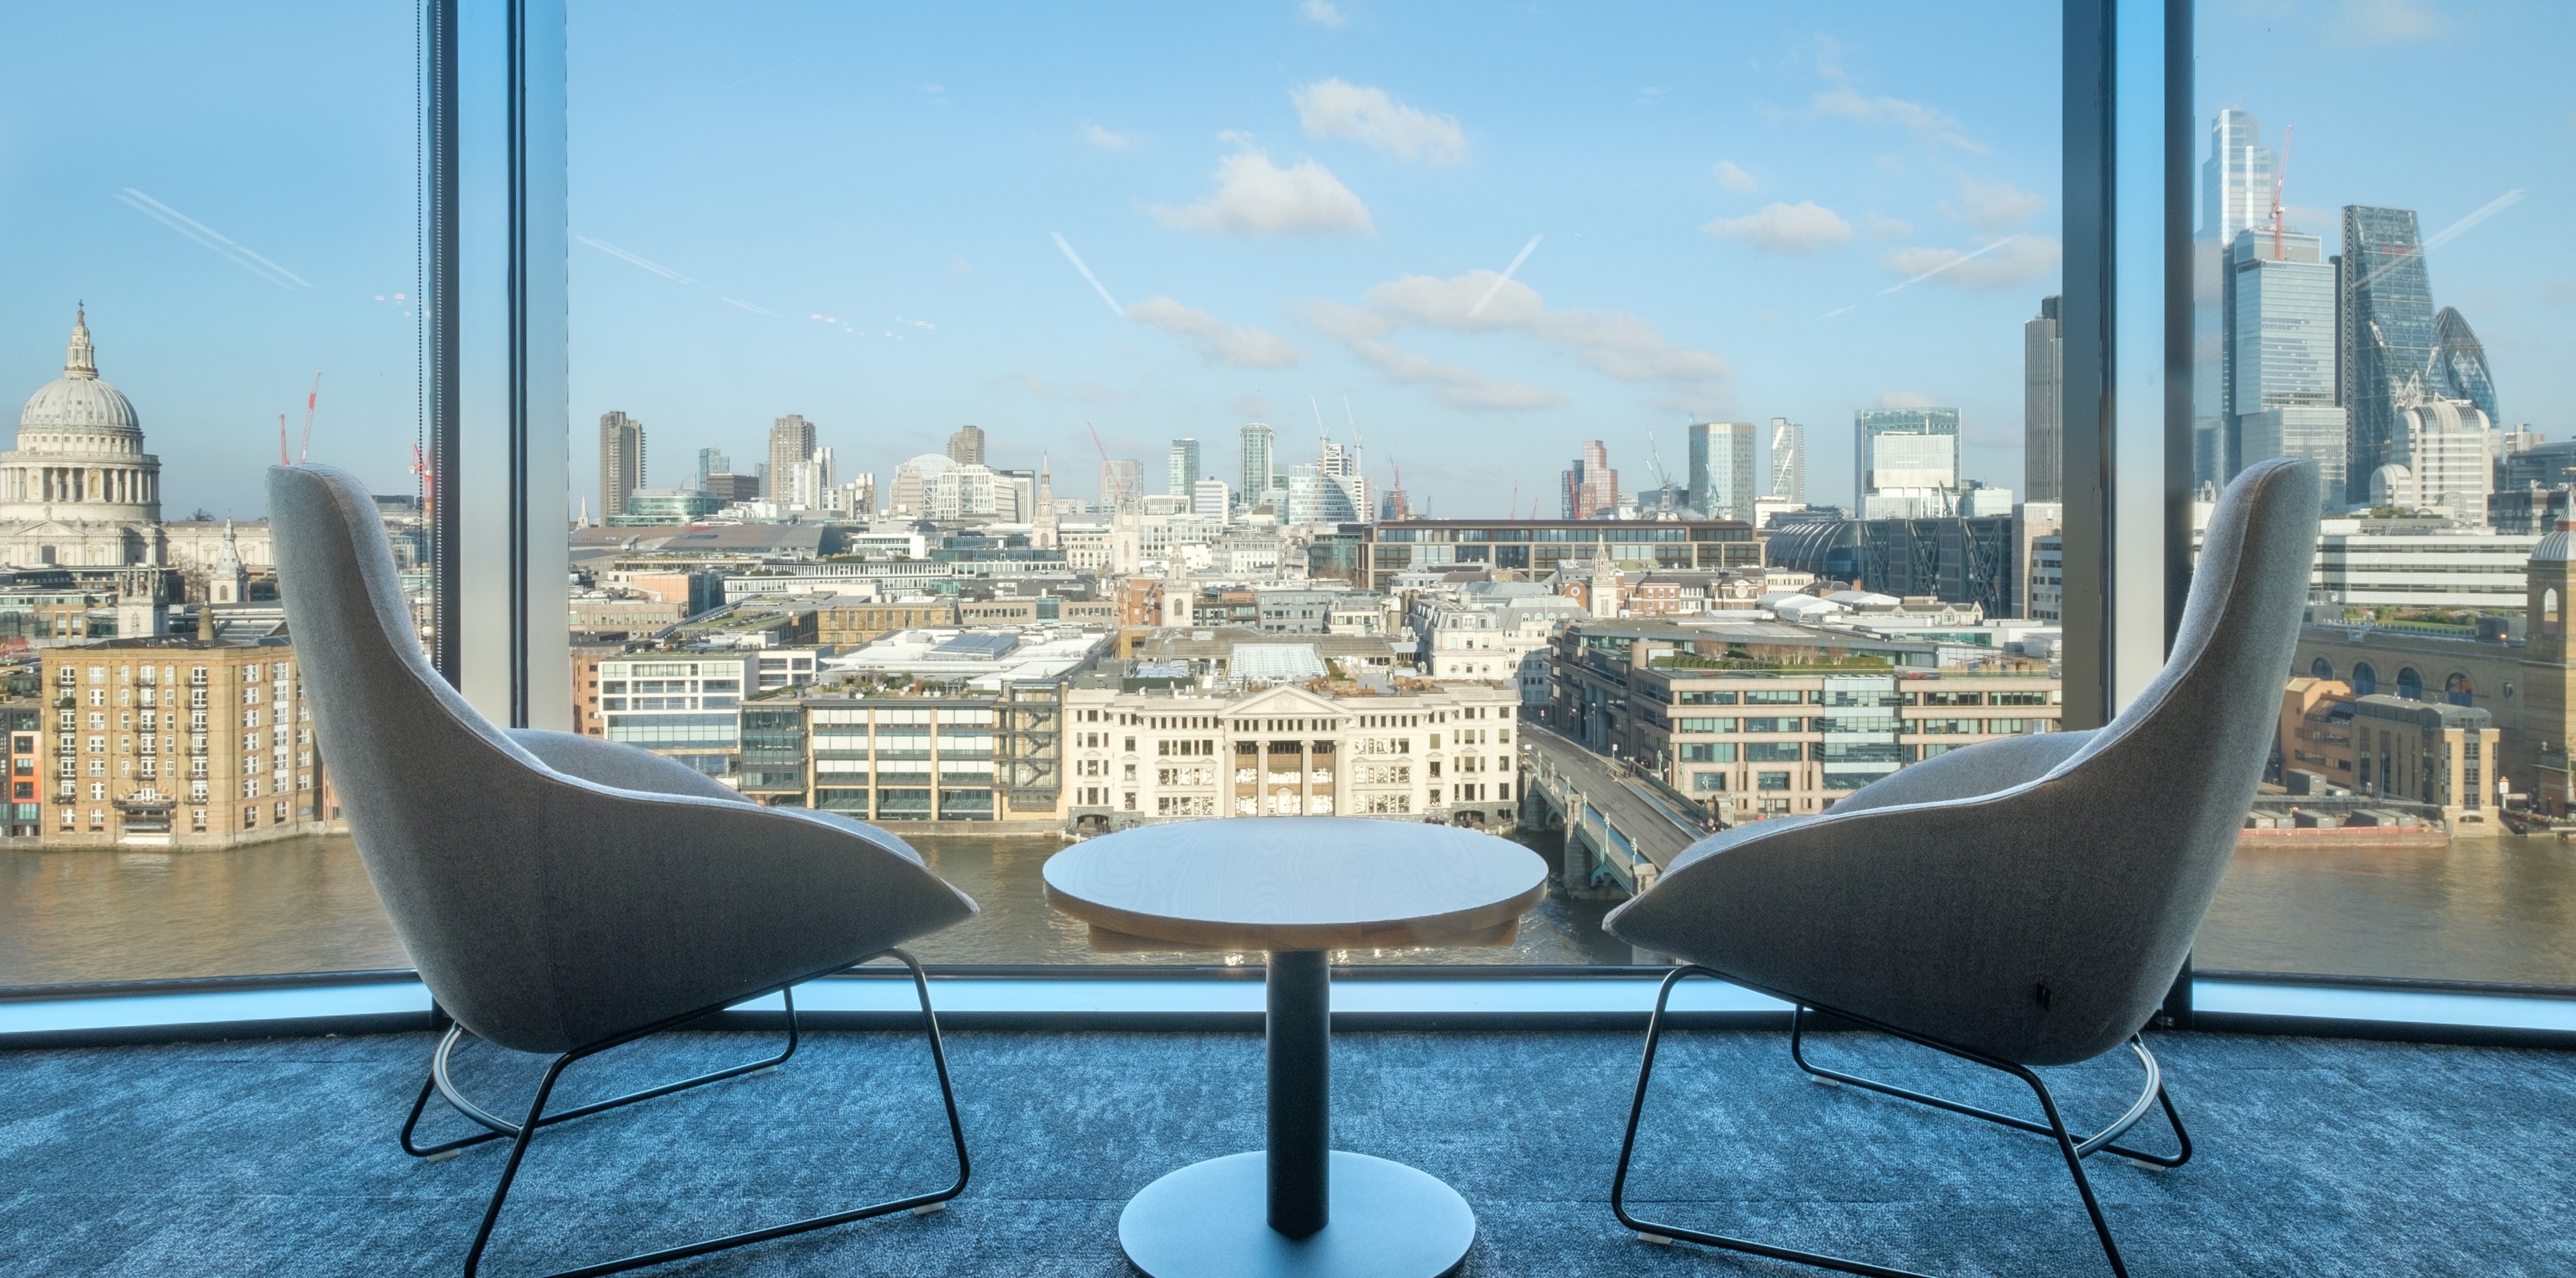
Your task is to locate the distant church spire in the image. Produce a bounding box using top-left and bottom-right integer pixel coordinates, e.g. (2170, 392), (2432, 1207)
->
(65, 304), (96, 379)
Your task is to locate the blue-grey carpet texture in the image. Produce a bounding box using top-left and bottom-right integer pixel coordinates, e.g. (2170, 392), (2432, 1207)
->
(2, 1027), (2568, 1276)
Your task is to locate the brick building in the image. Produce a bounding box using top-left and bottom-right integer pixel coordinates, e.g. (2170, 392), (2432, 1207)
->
(40, 636), (327, 846)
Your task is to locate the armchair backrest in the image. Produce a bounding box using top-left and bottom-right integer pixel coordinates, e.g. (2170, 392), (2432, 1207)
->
(266, 465), (578, 1035)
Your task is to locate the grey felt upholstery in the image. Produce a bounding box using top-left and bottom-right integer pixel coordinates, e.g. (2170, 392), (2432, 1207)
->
(267, 465), (974, 1054)
(1607, 459), (2321, 1066)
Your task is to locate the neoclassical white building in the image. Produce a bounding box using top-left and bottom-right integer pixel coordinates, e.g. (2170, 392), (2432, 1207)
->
(3, 310), (167, 571)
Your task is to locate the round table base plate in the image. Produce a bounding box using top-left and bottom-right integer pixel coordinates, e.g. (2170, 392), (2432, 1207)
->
(1118, 1150), (1476, 1278)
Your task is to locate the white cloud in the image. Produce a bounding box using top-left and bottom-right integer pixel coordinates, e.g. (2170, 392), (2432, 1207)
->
(1078, 120), (1132, 151)
(1703, 201), (1854, 255)
(1127, 296), (1305, 368)
(1364, 272), (1731, 386)
(1810, 64), (1982, 152)
(1291, 80), (1467, 164)
(1881, 236), (2063, 290)
(1865, 212), (1914, 239)
(2333, 0), (2449, 44)
(1878, 390), (1937, 409)
(1298, 301), (1566, 410)
(1711, 160), (1759, 192)
(1150, 142), (1375, 236)
(1942, 175), (2045, 229)
(1007, 372), (1124, 402)
(1301, 0), (1348, 29)
(1298, 269), (1731, 411)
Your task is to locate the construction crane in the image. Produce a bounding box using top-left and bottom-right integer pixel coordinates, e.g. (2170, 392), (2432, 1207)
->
(1645, 430), (1678, 511)
(299, 373), (321, 462)
(1085, 421), (1130, 508)
(410, 443), (434, 522)
(2271, 124), (2295, 261)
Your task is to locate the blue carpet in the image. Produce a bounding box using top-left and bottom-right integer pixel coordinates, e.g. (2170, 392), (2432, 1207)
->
(1, 1027), (2569, 1276)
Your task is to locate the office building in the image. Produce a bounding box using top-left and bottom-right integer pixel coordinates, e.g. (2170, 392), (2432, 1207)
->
(594, 652), (753, 776)
(768, 414), (817, 496)
(1100, 458), (1140, 511)
(1238, 423), (1275, 510)
(600, 410), (644, 519)
(701, 472), (760, 503)
(2239, 408), (2348, 499)
(606, 489), (725, 526)
(2225, 227), (2341, 488)
(1167, 438), (1200, 496)
(2024, 296), (2063, 502)
(1767, 417), (1805, 505)
(1855, 408), (1962, 518)
(1064, 675), (1522, 830)
(2340, 206), (2442, 507)
(2385, 399), (2498, 526)
(1687, 422), (1758, 523)
(946, 424), (985, 467)
(1359, 518), (1757, 591)
(693, 447), (728, 494)
(1192, 478), (1230, 519)
(2277, 680), (2501, 830)
(1542, 618), (2058, 818)
(2194, 108), (2274, 489)
(2430, 308), (2499, 425)
(1563, 441), (1618, 521)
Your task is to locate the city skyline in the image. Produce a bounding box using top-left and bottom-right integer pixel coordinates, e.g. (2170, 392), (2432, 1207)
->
(2, 5), (2568, 519)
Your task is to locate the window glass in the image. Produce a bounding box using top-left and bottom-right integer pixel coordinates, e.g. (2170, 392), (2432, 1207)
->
(0, 4), (420, 985)
(2192, 0), (2576, 987)
(554, 1), (2060, 967)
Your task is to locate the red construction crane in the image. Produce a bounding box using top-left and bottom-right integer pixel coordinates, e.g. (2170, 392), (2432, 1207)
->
(2271, 124), (2295, 261)
(299, 372), (321, 462)
(1085, 421), (1129, 507)
(410, 443), (434, 522)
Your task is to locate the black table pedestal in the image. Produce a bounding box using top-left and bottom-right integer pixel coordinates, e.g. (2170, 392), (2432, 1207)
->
(1116, 951), (1476, 1278)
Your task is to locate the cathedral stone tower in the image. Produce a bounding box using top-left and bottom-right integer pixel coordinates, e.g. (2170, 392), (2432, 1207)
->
(2518, 520), (2576, 810)
(2, 308), (167, 570)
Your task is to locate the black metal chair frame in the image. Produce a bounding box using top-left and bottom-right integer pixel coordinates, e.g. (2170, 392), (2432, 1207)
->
(1611, 966), (2192, 1278)
(399, 949), (968, 1278)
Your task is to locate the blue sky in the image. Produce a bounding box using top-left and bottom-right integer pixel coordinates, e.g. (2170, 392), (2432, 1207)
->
(0, 1), (2567, 519)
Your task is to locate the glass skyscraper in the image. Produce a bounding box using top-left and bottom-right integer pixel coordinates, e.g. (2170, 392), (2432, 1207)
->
(1238, 422), (1274, 510)
(2227, 227), (2343, 492)
(1167, 438), (1200, 496)
(2024, 296), (2063, 503)
(2194, 109), (2274, 490)
(1768, 417), (1805, 505)
(1855, 407), (1961, 518)
(1687, 421), (1757, 522)
(2430, 307), (2499, 425)
(2340, 205), (2442, 507)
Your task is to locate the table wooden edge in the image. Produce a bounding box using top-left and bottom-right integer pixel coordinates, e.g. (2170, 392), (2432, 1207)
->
(1043, 878), (1549, 955)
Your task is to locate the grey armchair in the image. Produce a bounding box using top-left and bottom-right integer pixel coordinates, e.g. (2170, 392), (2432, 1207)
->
(1603, 458), (2322, 1277)
(266, 464), (978, 1277)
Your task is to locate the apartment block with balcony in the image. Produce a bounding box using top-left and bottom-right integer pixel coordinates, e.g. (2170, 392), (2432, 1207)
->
(39, 638), (328, 846)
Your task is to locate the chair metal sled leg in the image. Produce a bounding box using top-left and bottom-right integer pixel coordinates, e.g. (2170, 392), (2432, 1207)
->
(1609, 967), (2184, 1278)
(1789, 1006), (2192, 1174)
(411, 950), (969, 1278)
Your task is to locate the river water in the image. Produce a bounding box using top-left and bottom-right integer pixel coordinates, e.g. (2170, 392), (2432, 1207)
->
(6, 828), (2574, 988)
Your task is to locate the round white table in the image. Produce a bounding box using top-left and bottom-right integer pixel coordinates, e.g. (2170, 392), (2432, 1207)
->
(1043, 816), (1548, 1278)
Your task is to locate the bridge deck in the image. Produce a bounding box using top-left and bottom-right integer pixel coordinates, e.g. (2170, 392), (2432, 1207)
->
(1521, 723), (1710, 892)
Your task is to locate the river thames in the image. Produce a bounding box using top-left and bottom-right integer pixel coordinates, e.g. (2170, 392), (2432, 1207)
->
(6, 828), (2575, 988)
